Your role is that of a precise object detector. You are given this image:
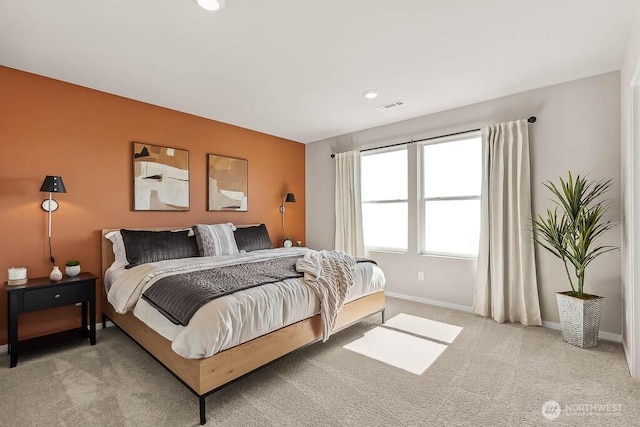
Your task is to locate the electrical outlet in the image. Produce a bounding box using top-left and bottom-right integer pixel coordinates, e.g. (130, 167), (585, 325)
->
(418, 271), (424, 281)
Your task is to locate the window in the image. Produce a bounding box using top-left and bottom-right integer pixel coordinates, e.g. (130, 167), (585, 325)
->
(361, 148), (408, 251)
(421, 134), (482, 257)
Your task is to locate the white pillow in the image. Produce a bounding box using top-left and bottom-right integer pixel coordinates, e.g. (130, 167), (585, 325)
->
(105, 231), (128, 268)
(193, 223), (239, 257)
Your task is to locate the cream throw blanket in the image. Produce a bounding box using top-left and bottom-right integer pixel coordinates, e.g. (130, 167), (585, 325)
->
(296, 250), (356, 341)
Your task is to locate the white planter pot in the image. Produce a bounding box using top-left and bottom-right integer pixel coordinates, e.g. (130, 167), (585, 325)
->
(556, 292), (603, 348)
(65, 265), (81, 277)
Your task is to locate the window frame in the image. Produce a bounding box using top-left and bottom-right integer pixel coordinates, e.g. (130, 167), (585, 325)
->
(418, 131), (482, 259)
(360, 146), (409, 253)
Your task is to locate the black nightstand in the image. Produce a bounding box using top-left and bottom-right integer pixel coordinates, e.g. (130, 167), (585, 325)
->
(6, 272), (97, 368)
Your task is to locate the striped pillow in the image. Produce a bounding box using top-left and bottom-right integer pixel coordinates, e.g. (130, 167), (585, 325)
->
(192, 223), (240, 257)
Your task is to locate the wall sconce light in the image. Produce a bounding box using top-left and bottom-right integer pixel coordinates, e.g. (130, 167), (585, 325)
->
(279, 192), (296, 239)
(40, 175), (67, 264)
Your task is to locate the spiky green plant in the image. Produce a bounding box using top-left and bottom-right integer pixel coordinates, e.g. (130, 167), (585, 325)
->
(532, 172), (617, 298)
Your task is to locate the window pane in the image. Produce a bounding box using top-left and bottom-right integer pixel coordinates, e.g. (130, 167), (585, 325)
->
(423, 137), (481, 198)
(363, 202), (408, 250)
(423, 200), (480, 256)
(361, 149), (407, 201)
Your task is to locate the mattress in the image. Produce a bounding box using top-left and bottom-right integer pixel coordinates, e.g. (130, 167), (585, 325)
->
(107, 247), (385, 359)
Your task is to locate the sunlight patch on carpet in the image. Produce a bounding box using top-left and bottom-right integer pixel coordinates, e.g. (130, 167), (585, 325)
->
(343, 326), (447, 375)
(384, 313), (463, 343)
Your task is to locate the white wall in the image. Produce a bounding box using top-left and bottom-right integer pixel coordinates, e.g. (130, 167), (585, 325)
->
(621, 1), (640, 378)
(307, 72), (622, 335)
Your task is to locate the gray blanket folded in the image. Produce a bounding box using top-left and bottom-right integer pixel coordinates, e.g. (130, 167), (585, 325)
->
(142, 256), (303, 326)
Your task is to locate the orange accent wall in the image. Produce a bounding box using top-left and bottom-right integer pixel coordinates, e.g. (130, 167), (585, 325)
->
(0, 66), (306, 345)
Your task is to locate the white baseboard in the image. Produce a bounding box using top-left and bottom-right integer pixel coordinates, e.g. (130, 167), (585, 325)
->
(384, 291), (473, 313)
(542, 320), (622, 343)
(385, 291), (623, 343)
(0, 321), (115, 353)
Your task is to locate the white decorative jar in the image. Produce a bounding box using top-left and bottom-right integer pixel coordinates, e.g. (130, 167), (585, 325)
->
(49, 266), (63, 282)
(65, 265), (81, 277)
(7, 267), (28, 285)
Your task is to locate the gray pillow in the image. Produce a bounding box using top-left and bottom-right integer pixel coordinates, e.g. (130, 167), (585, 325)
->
(234, 224), (273, 252)
(120, 229), (200, 268)
(192, 223), (240, 257)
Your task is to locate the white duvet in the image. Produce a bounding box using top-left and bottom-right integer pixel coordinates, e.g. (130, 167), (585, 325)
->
(107, 248), (385, 359)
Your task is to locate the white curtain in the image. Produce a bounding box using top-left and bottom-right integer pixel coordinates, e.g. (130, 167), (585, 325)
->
(473, 119), (542, 326)
(335, 150), (365, 257)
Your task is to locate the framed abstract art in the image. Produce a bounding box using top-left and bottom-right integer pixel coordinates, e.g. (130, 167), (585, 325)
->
(207, 154), (248, 211)
(132, 142), (190, 211)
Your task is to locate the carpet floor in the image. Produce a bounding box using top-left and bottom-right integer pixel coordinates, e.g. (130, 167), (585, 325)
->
(1, 297), (638, 426)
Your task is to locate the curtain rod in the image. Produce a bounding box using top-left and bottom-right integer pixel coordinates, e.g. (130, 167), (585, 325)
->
(330, 116), (537, 158)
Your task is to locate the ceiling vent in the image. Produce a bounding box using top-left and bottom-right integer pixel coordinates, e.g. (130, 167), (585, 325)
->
(376, 100), (405, 112)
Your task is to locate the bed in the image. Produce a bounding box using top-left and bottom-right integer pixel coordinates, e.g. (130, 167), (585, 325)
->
(100, 226), (386, 425)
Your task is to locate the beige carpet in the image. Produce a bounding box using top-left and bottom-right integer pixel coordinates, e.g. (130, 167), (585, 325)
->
(1, 297), (639, 426)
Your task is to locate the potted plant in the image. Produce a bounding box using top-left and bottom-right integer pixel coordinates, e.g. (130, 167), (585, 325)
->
(65, 260), (81, 277)
(532, 172), (617, 348)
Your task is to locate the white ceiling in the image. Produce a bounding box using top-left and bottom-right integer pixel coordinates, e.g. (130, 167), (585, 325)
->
(0, 0), (636, 143)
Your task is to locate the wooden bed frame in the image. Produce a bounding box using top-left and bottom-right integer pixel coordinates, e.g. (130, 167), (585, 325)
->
(100, 228), (385, 425)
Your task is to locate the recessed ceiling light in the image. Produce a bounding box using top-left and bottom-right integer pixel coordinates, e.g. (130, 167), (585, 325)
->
(196, 0), (225, 11)
(363, 90), (378, 99)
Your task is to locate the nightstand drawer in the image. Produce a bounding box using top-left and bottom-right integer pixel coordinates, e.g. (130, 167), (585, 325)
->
(23, 283), (90, 312)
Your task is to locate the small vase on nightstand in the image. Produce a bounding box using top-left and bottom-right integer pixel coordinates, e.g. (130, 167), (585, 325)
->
(49, 266), (63, 282)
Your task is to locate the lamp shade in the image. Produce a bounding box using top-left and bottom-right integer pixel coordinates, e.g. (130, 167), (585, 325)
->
(40, 176), (67, 193)
(285, 193), (296, 203)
